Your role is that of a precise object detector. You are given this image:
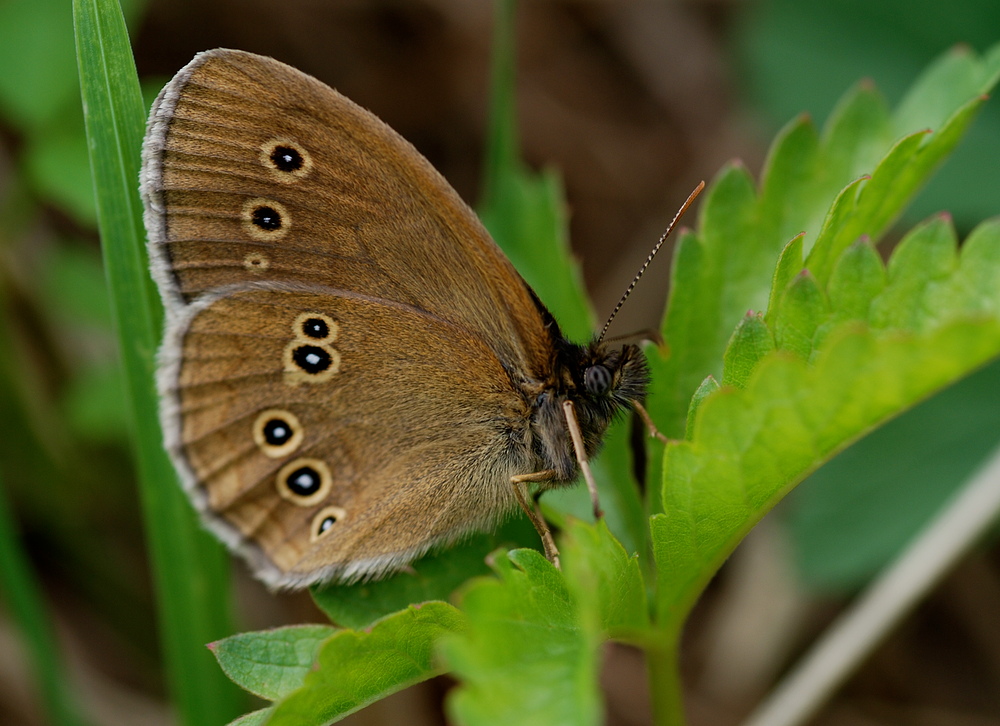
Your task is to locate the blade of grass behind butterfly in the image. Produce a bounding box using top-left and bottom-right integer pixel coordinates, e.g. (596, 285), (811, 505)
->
(72, 1), (243, 724)
(477, 0), (646, 557)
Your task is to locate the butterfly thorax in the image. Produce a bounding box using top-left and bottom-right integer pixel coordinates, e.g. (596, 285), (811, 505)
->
(527, 339), (649, 483)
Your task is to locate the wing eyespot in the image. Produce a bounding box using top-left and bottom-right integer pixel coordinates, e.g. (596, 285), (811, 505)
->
(311, 505), (347, 541)
(243, 252), (270, 272)
(242, 198), (290, 241)
(293, 312), (338, 343)
(283, 340), (341, 385)
(276, 458), (331, 506)
(252, 409), (304, 458)
(260, 137), (313, 181)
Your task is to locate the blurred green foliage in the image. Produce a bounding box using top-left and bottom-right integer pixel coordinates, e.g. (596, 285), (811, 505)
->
(0, 0), (152, 619)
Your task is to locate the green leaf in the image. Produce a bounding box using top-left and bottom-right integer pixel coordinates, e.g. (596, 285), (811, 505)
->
(791, 216), (1000, 589)
(561, 519), (649, 640)
(892, 42), (1000, 136)
(736, 4), (1000, 226)
(870, 214), (957, 331)
(647, 44), (1000, 450)
(765, 233), (805, 326)
(227, 709), (273, 726)
(655, 312), (1000, 629)
(756, 114), (821, 246)
(267, 603), (464, 726)
(827, 238), (886, 325)
(722, 312), (775, 389)
(773, 271), (827, 360)
(444, 549), (601, 726)
(819, 81), (891, 180)
(443, 528), (645, 726)
(653, 214), (1000, 627)
(801, 173), (870, 289)
(652, 163), (758, 439)
(210, 625), (335, 702)
(684, 375), (720, 440)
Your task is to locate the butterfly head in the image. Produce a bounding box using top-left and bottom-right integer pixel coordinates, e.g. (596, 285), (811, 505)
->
(532, 339), (650, 482)
(578, 340), (649, 409)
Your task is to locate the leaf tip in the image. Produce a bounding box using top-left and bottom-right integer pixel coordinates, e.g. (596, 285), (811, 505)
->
(948, 41), (974, 57)
(722, 157), (750, 174)
(848, 236), (874, 252)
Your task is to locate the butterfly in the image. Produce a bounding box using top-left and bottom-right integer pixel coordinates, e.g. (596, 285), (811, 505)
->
(141, 48), (697, 588)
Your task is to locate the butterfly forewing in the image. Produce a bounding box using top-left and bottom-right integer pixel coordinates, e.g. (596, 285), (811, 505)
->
(143, 49), (552, 374)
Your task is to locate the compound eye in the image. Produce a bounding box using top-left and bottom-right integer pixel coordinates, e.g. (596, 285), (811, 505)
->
(584, 365), (612, 395)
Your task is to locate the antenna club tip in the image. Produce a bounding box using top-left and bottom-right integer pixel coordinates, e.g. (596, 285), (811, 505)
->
(599, 185), (703, 341)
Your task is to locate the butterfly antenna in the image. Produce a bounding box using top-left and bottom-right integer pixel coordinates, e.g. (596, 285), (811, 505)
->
(597, 181), (705, 345)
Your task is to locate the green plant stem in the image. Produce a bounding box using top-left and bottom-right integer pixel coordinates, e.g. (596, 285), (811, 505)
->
(647, 629), (685, 726)
(0, 473), (87, 726)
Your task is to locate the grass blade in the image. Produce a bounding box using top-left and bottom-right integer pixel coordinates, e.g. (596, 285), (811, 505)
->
(72, 0), (243, 723)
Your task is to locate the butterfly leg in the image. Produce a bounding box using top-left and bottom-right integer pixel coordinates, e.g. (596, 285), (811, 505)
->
(510, 472), (560, 568)
(632, 399), (669, 444)
(562, 400), (602, 520)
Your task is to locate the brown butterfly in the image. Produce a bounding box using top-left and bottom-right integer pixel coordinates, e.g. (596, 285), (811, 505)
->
(141, 49), (697, 588)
